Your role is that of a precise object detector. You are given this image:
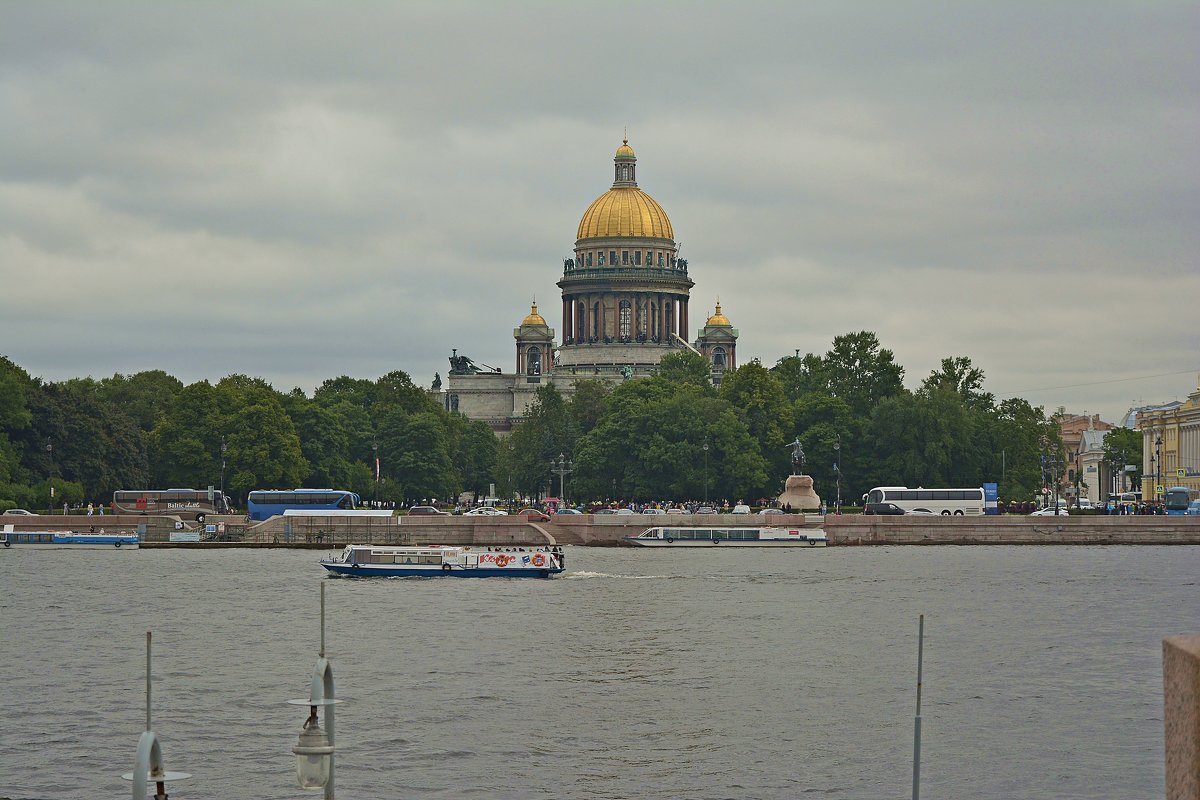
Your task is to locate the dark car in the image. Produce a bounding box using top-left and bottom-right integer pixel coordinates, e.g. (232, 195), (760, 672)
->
(863, 502), (906, 515)
(407, 505), (446, 516)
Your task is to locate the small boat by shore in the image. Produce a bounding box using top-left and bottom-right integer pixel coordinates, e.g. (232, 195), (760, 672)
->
(319, 544), (566, 577)
(1, 525), (140, 549)
(624, 526), (827, 547)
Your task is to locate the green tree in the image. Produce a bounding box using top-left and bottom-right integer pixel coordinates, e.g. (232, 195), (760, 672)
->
(567, 379), (612, 435)
(379, 410), (457, 502)
(1102, 427), (1142, 494)
(98, 370), (184, 432)
(920, 356), (995, 411)
(718, 359), (791, 481)
(821, 331), (905, 417)
(223, 400), (309, 496)
(501, 384), (576, 500)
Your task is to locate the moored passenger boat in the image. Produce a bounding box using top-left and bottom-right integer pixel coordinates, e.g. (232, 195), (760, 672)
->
(624, 526), (827, 547)
(1, 525), (140, 549)
(319, 544), (566, 578)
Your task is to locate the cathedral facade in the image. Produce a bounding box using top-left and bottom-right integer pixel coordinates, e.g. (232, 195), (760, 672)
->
(442, 140), (738, 434)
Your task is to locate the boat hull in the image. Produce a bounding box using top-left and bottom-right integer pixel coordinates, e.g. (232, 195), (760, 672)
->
(320, 562), (563, 578)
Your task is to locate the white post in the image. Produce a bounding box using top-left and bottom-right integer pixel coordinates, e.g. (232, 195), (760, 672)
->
(912, 614), (924, 800)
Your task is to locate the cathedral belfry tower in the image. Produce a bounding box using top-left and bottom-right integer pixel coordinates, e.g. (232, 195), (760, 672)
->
(555, 139), (694, 377)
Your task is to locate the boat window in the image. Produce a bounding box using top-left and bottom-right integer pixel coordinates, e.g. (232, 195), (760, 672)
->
(693, 530), (712, 540)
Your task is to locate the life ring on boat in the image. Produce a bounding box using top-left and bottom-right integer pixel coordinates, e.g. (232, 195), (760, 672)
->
(532, 553), (546, 567)
(442, 563), (451, 571)
(114, 541), (122, 548)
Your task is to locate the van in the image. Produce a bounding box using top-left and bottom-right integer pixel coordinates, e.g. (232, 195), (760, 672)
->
(1187, 500), (1200, 516)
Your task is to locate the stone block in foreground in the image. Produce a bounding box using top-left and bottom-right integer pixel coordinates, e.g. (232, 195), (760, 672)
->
(1165, 634), (1200, 800)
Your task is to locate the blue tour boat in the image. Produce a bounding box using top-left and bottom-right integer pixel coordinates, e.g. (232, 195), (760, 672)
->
(1, 525), (140, 549)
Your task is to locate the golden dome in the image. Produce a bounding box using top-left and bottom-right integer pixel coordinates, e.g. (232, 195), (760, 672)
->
(615, 138), (635, 159)
(577, 188), (674, 240)
(521, 302), (546, 326)
(706, 302), (730, 326)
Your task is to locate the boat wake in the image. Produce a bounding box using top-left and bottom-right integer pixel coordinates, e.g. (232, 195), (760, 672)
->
(565, 570), (673, 580)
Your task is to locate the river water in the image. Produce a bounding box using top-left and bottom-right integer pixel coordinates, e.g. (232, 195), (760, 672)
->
(1, 544), (1196, 799)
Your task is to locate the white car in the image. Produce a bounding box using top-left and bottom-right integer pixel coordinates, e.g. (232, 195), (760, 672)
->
(695, 506), (717, 515)
(464, 507), (506, 516)
(614, 508), (635, 515)
(905, 508), (938, 516)
(731, 504), (752, 514)
(1030, 507), (1069, 517)
(759, 508), (785, 516)
(2, 508), (35, 515)
(665, 508), (686, 515)
(641, 508), (665, 515)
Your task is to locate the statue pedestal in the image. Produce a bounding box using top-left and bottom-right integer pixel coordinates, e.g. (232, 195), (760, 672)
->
(778, 474), (821, 511)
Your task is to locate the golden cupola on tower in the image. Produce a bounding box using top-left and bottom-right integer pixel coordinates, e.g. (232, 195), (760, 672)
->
(521, 302), (547, 326)
(706, 301), (731, 326)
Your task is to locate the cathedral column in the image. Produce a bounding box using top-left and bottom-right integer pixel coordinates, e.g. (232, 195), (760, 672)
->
(681, 300), (688, 342)
(563, 297), (571, 343)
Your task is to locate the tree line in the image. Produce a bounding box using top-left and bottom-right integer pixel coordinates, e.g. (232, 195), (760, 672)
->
(1, 333), (1135, 512)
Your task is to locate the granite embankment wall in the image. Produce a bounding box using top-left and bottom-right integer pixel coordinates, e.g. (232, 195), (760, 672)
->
(19, 512), (1196, 547)
(824, 515), (1200, 545)
(220, 513), (1200, 547)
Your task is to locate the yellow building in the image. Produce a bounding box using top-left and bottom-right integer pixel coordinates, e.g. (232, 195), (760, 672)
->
(1137, 376), (1200, 502)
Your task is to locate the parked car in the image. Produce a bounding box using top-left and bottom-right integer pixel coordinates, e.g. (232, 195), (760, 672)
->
(731, 504), (752, 514)
(594, 508), (618, 515)
(555, 508), (583, 515)
(1186, 500), (1200, 516)
(2, 508), (34, 515)
(514, 508), (550, 522)
(665, 508), (686, 515)
(641, 508), (665, 515)
(864, 502), (906, 515)
(464, 507), (506, 516)
(408, 505), (447, 516)
(905, 508), (938, 516)
(614, 508), (635, 515)
(695, 506), (717, 515)
(1030, 507), (1069, 516)
(759, 508), (785, 516)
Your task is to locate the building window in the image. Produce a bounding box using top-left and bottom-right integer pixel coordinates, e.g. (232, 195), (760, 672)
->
(619, 300), (631, 338)
(527, 346), (541, 376)
(622, 251), (629, 265)
(658, 252), (664, 267)
(610, 250), (617, 265)
(646, 251), (652, 266)
(712, 346), (727, 369)
(665, 302), (674, 339)
(576, 302), (586, 339)
(592, 302), (600, 339)
(587, 252), (593, 267)
(634, 251), (641, 265)
(597, 252), (604, 266)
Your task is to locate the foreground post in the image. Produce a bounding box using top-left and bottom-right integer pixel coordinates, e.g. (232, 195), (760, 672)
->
(1164, 635), (1200, 800)
(121, 632), (190, 799)
(913, 614), (924, 800)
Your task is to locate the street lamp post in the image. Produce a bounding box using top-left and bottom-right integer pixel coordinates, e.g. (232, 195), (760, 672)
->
(1155, 435), (1163, 508)
(289, 582), (342, 798)
(372, 441), (379, 507)
(703, 439), (709, 505)
(220, 437), (227, 509)
(833, 435), (842, 515)
(550, 453), (573, 506)
(46, 440), (53, 514)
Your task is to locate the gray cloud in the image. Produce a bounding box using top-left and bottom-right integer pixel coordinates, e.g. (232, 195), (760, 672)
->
(2, 1), (1197, 423)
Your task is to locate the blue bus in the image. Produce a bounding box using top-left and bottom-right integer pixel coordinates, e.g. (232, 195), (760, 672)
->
(246, 489), (361, 521)
(1163, 486), (1198, 516)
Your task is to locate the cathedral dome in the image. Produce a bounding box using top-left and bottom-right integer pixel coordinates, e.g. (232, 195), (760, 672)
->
(577, 188), (674, 240)
(576, 138), (674, 242)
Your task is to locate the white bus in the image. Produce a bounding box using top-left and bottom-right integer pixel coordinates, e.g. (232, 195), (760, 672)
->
(863, 486), (985, 516)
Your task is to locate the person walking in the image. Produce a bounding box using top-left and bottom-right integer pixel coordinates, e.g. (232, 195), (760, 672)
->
(87, 502), (94, 516)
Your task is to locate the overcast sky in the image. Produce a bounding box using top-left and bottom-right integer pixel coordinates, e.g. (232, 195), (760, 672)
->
(2, 2), (1197, 425)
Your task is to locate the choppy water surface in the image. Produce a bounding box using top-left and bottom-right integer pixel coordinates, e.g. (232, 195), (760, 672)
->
(1, 545), (1196, 799)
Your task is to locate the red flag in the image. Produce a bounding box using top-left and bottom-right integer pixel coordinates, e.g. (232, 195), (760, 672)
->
(375, 457), (380, 481)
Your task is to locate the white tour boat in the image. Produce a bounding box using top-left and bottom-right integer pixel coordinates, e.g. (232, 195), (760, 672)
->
(320, 544), (566, 578)
(1, 524), (140, 549)
(624, 526), (827, 547)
